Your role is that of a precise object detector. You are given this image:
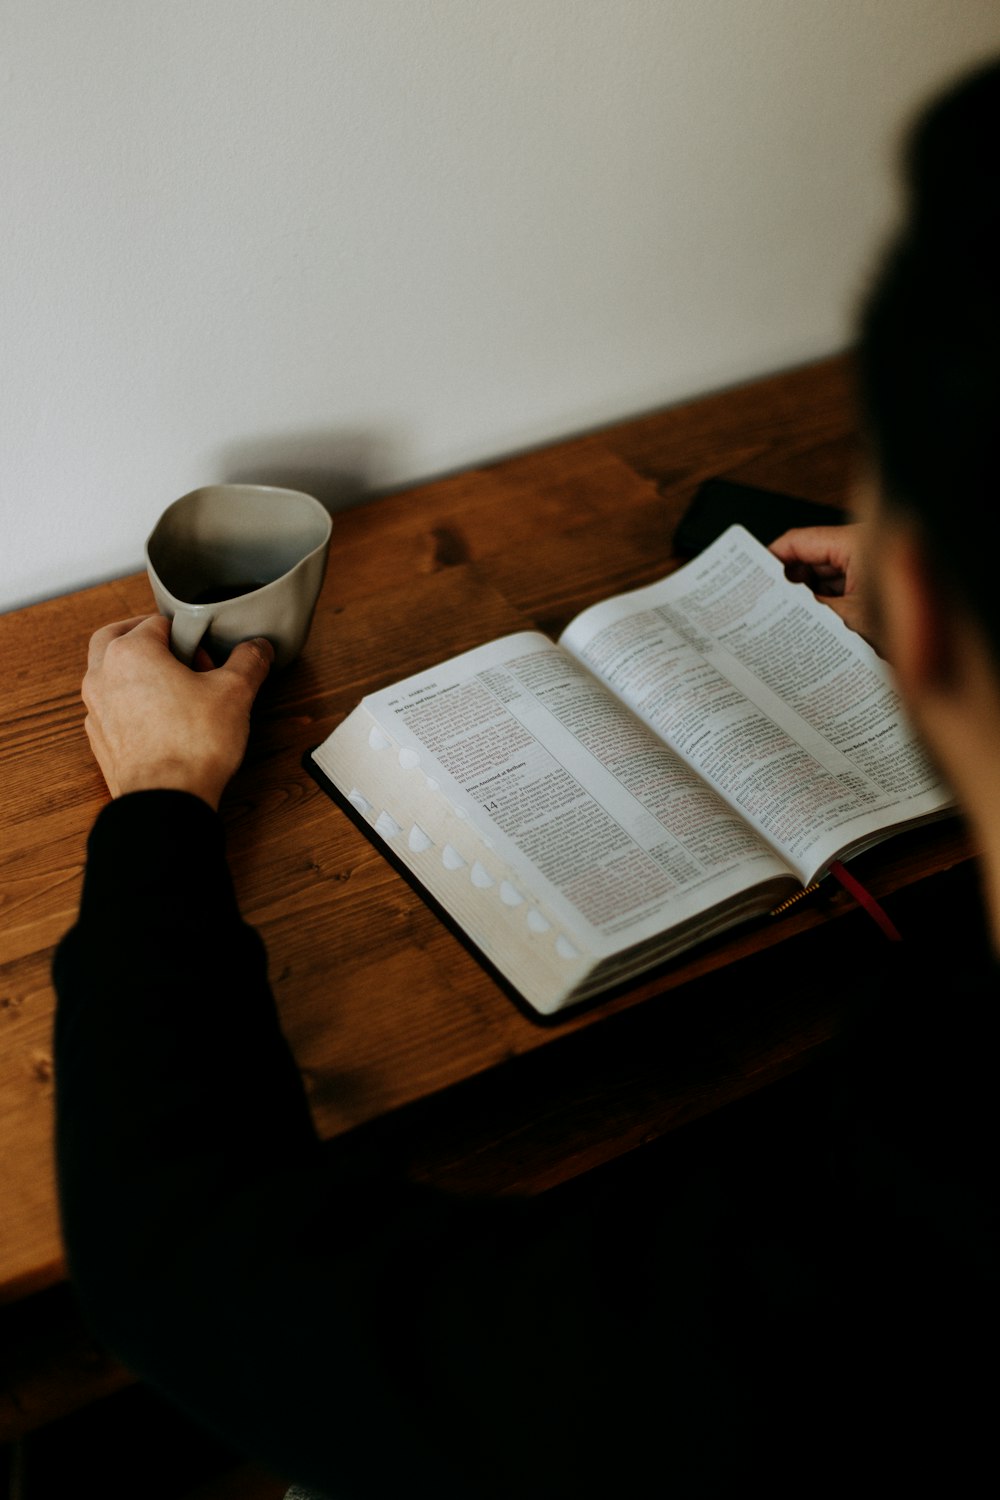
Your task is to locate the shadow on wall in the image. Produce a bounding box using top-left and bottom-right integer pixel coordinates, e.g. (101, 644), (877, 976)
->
(218, 427), (411, 517)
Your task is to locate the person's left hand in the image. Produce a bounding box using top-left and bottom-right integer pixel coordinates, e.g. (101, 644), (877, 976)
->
(82, 615), (274, 809)
(769, 523), (881, 652)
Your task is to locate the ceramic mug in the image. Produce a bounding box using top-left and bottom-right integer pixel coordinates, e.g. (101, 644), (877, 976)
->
(145, 484), (332, 670)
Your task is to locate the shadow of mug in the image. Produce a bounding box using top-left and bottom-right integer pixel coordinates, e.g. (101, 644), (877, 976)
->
(145, 484), (332, 670)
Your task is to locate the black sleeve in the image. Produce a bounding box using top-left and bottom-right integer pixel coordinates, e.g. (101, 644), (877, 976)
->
(52, 793), (693, 1498)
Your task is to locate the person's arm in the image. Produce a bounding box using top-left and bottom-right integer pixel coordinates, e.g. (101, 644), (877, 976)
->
(54, 618), (620, 1496)
(54, 787), (643, 1498)
(53, 788), (494, 1496)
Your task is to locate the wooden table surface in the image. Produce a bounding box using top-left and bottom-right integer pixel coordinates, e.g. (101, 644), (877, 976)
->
(0, 353), (975, 1325)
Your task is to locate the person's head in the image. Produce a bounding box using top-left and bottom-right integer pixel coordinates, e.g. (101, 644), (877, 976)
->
(854, 58), (1000, 867)
(858, 56), (1000, 638)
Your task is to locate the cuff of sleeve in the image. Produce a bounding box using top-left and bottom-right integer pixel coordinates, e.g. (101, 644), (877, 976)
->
(79, 790), (243, 929)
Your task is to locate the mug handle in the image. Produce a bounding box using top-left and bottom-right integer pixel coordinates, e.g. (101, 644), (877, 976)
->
(168, 609), (210, 666)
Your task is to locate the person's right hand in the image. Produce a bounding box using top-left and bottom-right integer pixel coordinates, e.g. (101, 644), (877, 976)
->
(769, 523), (881, 653)
(82, 615), (274, 809)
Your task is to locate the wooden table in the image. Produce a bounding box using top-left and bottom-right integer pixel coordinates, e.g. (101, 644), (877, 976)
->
(0, 353), (977, 1444)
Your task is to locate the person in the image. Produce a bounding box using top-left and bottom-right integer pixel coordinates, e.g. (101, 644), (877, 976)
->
(53, 58), (1000, 1497)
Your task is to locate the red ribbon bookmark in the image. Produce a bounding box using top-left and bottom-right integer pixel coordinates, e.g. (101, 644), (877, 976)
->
(829, 860), (903, 941)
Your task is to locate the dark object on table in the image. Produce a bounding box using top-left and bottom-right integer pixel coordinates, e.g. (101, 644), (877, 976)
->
(673, 478), (848, 556)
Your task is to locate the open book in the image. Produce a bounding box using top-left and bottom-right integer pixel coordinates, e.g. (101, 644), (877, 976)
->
(310, 525), (954, 1016)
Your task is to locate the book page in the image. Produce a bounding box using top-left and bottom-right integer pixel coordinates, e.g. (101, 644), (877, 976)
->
(322, 630), (794, 960)
(560, 525), (954, 883)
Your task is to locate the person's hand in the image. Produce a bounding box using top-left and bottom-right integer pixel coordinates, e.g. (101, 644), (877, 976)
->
(82, 615), (274, 810)
(769, 523), (880, 652)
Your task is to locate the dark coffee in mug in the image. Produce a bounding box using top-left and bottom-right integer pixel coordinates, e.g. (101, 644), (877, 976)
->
(190, 581), (268, 605)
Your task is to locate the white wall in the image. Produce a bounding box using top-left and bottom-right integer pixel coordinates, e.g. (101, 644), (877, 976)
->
(3, 1), (999, 613)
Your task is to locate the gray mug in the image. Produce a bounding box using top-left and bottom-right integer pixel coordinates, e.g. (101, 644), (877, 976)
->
(145, 484), (332, 670)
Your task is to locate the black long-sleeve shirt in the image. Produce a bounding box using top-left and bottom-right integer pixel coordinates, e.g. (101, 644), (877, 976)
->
(53, 792), (1000, 1496)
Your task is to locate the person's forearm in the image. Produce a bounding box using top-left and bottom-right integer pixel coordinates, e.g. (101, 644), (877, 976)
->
(50, 791), (638, 1497)
(51, 792), (489, 1495)
(53, 793), (320, 1287)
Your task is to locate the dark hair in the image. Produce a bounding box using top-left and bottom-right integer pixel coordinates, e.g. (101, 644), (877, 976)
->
(857, 57), (1000, 648)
